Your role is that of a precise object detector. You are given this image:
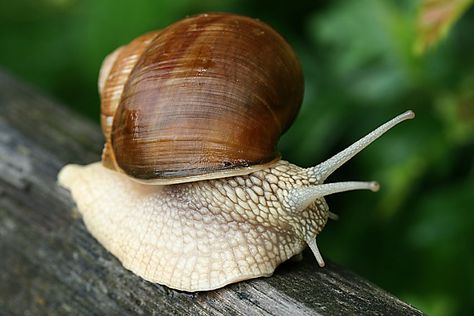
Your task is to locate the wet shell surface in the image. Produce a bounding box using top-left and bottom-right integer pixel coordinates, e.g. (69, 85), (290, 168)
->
(99, 13), (304, 184)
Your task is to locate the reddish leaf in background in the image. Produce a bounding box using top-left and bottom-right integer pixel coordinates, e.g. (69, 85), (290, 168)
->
(415, 0), (473, 54)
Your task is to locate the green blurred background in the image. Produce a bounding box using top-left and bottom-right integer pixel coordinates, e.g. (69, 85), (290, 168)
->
(1, 0), (473, 315)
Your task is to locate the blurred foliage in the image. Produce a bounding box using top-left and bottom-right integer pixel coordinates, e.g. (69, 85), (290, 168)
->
(1, 0), (473, 315)
(415, 0), (474, 54)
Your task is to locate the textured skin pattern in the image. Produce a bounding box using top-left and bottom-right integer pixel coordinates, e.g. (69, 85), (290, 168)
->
(58, 160), (329, 292)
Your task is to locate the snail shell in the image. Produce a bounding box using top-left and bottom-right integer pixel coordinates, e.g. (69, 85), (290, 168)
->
(99, 13), (304, 184)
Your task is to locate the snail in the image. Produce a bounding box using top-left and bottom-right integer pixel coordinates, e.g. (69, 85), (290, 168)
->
(58, 13), (415, 292)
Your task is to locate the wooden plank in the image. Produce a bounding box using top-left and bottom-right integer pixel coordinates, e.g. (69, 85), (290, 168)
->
(0, 70), (424, 315)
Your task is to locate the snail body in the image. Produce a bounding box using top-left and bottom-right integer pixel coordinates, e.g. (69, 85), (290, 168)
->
(58, 13), (414, 292)
(59, 160), (324, 291)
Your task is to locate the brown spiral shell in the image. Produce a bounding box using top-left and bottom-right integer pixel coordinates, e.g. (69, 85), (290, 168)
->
(99, 13), (304, 184)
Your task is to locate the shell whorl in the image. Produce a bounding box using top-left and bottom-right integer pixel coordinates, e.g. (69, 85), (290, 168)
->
(99, 31), (159, 142)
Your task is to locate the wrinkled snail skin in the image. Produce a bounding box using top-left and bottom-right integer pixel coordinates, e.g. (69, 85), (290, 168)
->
(57, 12), (415, 292)
(58, 161), (323, 292)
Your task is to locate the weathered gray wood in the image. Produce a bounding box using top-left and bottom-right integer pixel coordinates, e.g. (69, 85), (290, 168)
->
(0, 70), (424, 316)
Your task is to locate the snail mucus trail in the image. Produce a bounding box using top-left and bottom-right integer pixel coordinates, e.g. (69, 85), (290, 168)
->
(58, 13), (415, 292)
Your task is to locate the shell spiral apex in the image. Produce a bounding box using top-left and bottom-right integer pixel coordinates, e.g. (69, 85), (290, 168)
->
(58, 12), (415, 292)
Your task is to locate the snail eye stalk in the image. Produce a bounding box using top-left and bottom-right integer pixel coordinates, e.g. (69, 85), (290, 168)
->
(307, 111), (415, 183)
